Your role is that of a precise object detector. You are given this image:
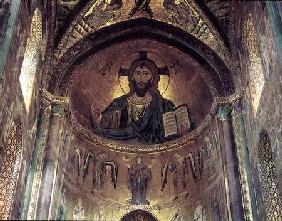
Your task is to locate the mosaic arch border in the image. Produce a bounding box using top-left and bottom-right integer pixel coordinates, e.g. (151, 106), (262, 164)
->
(47, 18), (235, 97)
(50, 0), (233, 68)
(45, 18), (236, 153)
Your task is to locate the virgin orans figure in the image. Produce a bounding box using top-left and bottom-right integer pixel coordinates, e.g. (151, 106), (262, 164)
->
(91, 55), (177, 144)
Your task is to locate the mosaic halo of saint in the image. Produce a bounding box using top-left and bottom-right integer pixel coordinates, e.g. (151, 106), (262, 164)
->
(91, 51), (191, 144)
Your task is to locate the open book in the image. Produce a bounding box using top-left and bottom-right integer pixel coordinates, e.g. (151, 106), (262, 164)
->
(162, 104), (191, 138)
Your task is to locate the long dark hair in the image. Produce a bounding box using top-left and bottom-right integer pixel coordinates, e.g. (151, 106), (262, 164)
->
(128, 59), (160, 94)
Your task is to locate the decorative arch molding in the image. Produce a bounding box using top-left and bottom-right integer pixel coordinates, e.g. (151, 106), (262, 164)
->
(0, 119), (22, 220)
(52, 0), (232, 70)
(47, 18), (235, 97)
(257, 130), (282, 220)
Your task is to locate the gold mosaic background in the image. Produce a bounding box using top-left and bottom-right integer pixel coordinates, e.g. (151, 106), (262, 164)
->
(70, 39), (214, 134)
(58, 117), (229, 221)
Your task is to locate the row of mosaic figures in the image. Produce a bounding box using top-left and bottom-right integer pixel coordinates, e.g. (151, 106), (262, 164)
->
(160, 151), (204, 200)
(66, 147), (118, 190)
(65, 146), (216, 202)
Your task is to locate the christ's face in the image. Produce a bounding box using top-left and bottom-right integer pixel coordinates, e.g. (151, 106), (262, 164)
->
(133, 66), (153, 88)
(132, 66), (153, 97)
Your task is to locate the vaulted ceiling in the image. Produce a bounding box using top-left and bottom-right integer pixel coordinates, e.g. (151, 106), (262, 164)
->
(40, 0), (238, 149)
(44, 0), (237, 96)
(49, 0), (235, 64)
(54, 0), (233, 46)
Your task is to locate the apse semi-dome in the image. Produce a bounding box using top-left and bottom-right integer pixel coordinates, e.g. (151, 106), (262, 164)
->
(68, 39), (214, 149)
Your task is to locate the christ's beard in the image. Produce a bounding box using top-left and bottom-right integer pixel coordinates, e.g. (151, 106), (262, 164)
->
(133, 81), (152, 97)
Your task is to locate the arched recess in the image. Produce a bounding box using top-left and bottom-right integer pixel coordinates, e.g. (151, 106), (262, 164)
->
(120, 209), (159, 221)
(0, 119), (22, 220)
(49, 18), (235, 97)
(19, 7), (42, 113)
(258, 130), (282, 220)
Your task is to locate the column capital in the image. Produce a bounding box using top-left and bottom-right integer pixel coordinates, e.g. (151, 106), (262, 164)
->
(40, 88), (70, 116)
(210, 90), (244, 116)
(41, 96), (52, 111)
(218, 105), (233, 120)
(214, 90), (244, 106)
(51, 104), (66, 117)
(232, 99), (243, 115)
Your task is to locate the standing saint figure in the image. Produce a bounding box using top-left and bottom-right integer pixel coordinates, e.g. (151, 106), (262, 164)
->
(91, 55), (176, 144)
(128, 156), (151, 205)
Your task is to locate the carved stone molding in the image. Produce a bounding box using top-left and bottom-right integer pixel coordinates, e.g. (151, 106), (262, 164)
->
(217, 106), (233, 121)
(214, 90), (244, 106)
(210, 90), (244, 115)
(40, 88), (70, 116)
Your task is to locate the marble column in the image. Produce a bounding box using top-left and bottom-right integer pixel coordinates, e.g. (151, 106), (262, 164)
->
(233, 100), (259, 221)
(36, 104), (65, 220)
(218, 106), (245, 221)
(20, 100), (52, 220)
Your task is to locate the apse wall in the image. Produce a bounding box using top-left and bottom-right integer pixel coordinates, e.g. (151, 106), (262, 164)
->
(54, 117), (229, 221)
(42, 32), (231, 220)
(0, 1), (281, 221)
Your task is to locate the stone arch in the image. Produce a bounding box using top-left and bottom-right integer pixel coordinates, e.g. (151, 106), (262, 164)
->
(120, 209), (159, 221)
(0, 119), (22, 220)
(19, 7), (42, 113)
(52, 18), (235, 97)
(257, 130), (282, 220)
